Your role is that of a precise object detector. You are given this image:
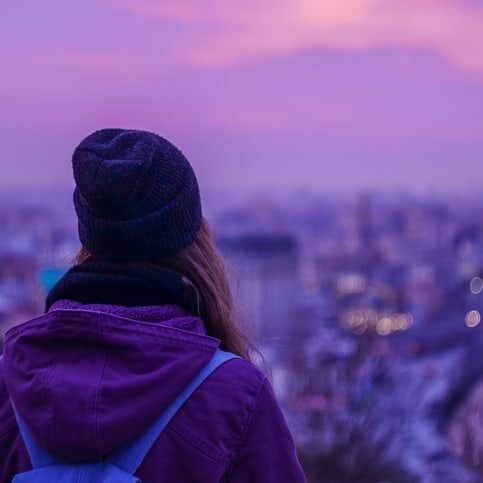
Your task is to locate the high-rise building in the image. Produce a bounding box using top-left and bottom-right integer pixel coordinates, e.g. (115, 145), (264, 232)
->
(218, 234), (299, 349)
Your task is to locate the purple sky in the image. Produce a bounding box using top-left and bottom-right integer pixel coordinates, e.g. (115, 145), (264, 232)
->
(1, 0), (482, 194)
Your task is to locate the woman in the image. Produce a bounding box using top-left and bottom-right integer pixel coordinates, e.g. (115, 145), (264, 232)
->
(0, 129), (306, 482)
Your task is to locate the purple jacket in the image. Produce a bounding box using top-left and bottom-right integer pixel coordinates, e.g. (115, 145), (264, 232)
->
(0, 302), (306, 482)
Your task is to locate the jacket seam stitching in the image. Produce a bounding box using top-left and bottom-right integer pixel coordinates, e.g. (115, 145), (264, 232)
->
(226, 375), (267, 479)
(5, 310), (217, 349)
(0, 426), (17, 439)
(167, 425), (228, 468)
(94, 313), (108, 458)
(5, 321), (215, 350)
(41, 345), (55, 450)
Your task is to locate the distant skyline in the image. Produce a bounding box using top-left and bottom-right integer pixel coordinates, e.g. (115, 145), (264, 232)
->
(1, 0), (482, 194)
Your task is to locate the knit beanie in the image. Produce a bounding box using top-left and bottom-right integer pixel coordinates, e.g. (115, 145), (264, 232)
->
(72, 128), (202, 261)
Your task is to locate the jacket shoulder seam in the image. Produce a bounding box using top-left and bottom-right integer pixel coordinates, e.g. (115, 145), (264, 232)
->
(0, 425), (18, 440)
(167, 425), (228, 468)
(226, 374), (268, 478)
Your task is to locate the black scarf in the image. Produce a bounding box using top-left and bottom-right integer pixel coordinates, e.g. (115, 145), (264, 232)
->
(45, 262), (199, 315)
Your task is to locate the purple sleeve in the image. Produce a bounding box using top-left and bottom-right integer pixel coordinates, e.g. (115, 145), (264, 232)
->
(0, 360), (31, 481)
(228, 378), (307, 483)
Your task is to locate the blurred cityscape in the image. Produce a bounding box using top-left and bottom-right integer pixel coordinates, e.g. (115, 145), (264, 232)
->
(1, 190), (483, 482)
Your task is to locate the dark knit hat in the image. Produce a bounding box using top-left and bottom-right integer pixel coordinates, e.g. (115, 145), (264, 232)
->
(72, 128), (202, 261)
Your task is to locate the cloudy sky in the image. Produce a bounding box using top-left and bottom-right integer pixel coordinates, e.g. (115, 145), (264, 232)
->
(1, 0), (482, 194)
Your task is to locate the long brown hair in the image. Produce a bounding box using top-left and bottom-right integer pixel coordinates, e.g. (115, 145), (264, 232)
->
(74, 218), (253, 361)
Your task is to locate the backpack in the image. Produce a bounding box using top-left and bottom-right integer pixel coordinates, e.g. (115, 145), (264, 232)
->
(12, 349), (238, 482)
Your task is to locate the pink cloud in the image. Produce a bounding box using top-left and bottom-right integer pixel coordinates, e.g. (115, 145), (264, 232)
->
(109, 0), (483, 77)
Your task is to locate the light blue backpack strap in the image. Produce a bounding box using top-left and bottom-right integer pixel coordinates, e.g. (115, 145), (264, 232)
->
(108, 349), (239, 474)
(11, 404), (64, 468)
